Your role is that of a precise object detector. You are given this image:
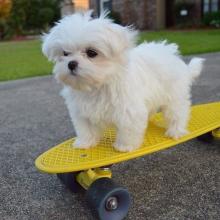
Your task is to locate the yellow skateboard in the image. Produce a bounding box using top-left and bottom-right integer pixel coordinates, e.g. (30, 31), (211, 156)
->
(35, 102), (220, 220)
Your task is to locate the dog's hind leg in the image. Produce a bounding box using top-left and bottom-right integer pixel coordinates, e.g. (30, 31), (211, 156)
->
(163, 99), (191, 139)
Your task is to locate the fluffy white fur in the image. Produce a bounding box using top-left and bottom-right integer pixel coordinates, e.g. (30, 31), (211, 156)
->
(42, 11), (204, 152)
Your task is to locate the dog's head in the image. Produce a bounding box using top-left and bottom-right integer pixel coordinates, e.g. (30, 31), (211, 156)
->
(42, 11), (137, 91)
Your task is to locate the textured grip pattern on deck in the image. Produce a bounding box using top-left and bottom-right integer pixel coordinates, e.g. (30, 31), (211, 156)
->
(35, 102), (220, 173)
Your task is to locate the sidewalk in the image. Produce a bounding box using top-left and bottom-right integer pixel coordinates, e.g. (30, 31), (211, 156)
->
(0, 53), (220, 220)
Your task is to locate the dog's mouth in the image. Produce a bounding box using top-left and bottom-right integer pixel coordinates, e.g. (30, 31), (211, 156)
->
(69, 70), (77, 76)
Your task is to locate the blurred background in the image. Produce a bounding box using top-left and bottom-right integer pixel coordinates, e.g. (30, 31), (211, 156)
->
(0, 2), (220, 219)
(0, 0), (220, 81)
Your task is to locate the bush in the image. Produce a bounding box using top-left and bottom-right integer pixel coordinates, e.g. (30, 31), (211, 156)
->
(0, 0), (12, 39)
(1, 0), (61, 39)
(24, 0), (61, 31)
(0, 0), (12, 19)
(38, 8), (55, 30)
(203, 11), (220, 27)
(0, 19), (14, 39)
(7, 0), (27, 36)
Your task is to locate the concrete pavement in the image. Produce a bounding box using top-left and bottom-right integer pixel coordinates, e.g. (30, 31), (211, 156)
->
(0, 53), (220, 220)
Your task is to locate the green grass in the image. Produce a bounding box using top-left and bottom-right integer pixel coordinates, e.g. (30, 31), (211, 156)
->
(140, 29), (220, 55)
(0, 40), (52, 82)
(0, 29), (220, 82)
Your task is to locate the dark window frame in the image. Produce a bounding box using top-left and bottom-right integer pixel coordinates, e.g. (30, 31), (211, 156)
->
(202, 0), (220, 16)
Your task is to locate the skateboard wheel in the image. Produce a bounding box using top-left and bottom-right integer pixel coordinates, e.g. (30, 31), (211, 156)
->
(86, 178), (131, 220)
(57, 172), (81, 193)
(197, 132), (213, 143)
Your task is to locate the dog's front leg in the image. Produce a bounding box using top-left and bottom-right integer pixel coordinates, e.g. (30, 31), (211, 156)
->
(114, 111), (148, 152)
(72, 117), (101, 149)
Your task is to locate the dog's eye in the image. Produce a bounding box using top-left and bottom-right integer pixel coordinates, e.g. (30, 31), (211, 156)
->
(63, 51), (71, 56)
(86, 49), (98, 58)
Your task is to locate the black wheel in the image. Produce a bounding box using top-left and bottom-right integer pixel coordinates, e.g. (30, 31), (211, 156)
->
(86, 178), (131, 220)
(197, 132), (214, 143)
(57, 172), (82, 193)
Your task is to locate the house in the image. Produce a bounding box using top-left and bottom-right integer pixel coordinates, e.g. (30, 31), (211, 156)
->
(61, 0), (220, 29)
(61, 0), (89, 16)
(90, 0), (166, 29)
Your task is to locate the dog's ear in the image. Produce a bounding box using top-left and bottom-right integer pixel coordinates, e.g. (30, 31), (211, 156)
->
(42, 27), (61, 62)
(106, 23), (138, 54)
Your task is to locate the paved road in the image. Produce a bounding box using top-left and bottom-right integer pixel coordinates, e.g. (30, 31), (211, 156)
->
(0, 53), (220, 220)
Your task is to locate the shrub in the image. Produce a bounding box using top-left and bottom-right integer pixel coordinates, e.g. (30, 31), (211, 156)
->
(203, 11), (220, 27)
(7, 0), (27, 36)
(0, 0), (12, 39)
(0, 0), (12, 19)
(38, 8), (55, 30)
(24, 0), (61, 31)
(1, 0), (61, 39)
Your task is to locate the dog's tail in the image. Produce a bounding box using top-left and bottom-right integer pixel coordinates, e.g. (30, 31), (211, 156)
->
(188, 58), (205, 82)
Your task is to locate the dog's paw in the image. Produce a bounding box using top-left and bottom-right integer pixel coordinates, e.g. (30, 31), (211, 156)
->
(165, 128), (188, 139)
(113, 142), (139, 152)
(73, 138), (98, 149)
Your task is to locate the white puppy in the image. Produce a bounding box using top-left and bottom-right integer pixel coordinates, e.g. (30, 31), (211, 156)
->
(42, 11), (204, 152)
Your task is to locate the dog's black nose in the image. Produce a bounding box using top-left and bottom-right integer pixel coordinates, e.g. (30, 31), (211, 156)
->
(68, 61), (78, 71)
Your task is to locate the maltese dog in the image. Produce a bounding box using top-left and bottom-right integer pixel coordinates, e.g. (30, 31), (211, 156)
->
(42, 11), (204, 152)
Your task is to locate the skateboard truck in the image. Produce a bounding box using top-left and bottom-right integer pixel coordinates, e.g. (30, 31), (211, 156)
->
(212, 128), (220, 139)
(197, 127), (220, 142)
(76, 167), (112, 190)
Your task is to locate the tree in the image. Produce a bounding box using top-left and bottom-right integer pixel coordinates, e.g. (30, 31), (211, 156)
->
(7, 0), (29, 35)
(6, 0), (61, 37)
(0, 0), (12, 39)
(0, 0), (12, 19)
(24, 0), (61, 31)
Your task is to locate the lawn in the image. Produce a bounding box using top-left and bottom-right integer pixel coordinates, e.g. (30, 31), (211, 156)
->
(0, 40), (52, 82)
(140, 29), (220, 55)
(0, 29), (220, 82)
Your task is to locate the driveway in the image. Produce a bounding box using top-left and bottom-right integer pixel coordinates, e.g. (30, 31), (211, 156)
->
(0, 53), (220, 220)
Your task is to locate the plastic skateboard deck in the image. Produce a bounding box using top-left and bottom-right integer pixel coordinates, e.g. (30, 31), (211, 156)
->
(35, 102), (220, 174)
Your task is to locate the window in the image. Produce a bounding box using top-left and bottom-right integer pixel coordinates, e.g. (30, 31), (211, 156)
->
(203, 0), (210, 13)
(211, 0), (218, 11)
(203, 0), (219, 13)
(100, 0), (112, 13)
